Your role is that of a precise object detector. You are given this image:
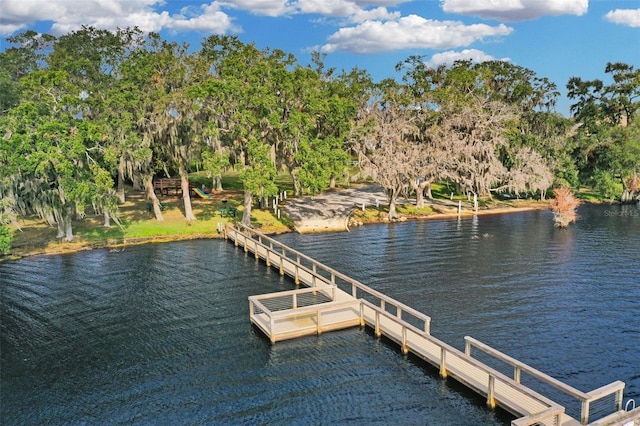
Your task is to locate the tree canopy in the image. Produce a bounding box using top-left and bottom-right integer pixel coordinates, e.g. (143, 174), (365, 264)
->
(1, 27), (638, 239)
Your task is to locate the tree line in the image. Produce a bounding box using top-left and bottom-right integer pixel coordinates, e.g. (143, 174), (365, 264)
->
(0, 26), (638, 246)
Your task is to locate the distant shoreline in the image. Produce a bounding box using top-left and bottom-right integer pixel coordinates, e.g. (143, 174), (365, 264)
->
(5, 196), (619, 261)
(3, 202), (543, 260)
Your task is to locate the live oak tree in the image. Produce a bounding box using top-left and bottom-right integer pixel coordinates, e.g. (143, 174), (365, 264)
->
(196, 38), (286, 225)
(46, 26), (136, 226)
(0, 31), (55, 115)
(353, 79), (419, 219)
(149, 39), (202, 222)
(568, 62), (640, 201)
(282, 55), (363, 196)
(1, 69), (112, 241)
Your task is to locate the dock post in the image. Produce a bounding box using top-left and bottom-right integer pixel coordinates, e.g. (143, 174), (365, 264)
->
(615, 387), (624, 411)
(439, 348), (448, 378)
(270, 318), (275, 344)
(316, 311), (322, 335)
(581, 400), (590, 425)
(487, 375), (496, 409)
(401, 328), (408, 354)
(280, 248), (286, 275)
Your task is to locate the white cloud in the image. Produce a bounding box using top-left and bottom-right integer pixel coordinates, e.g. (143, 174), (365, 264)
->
(170, 3), (240, 33)
(320, 15), (513, 54)
(441, 0), (589, 22)
(0, 0), (238, 36)
(424, 49), (509, 68)
(218, 0), (289, 17)
(604, 9), (640, 28)
(293, 0), (399, 23)
(295, 0), (363, 16)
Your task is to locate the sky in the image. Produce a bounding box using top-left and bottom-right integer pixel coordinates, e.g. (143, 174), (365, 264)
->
(1, 0), (639, 116)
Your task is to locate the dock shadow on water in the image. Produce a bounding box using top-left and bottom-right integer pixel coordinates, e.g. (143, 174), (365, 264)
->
(1, 204), (639, 425)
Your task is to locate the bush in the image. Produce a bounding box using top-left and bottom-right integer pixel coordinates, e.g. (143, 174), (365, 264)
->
(549, 187), (580, 227)
(593, 170), (623, 200)
(0, 225), (12, 255)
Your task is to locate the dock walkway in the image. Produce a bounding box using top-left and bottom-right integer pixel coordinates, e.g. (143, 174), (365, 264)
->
(224, 223), (638, 426)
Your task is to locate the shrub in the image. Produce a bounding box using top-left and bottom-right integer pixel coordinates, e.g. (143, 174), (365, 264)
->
(549, 187), (580, 227)
(0, 225), (12, 255)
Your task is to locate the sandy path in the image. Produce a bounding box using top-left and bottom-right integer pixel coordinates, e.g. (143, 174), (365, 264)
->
(282, 184), (388, 233)
(282, 184), (549, 233)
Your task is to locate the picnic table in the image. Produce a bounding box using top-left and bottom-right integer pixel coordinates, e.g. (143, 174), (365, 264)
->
(218, 207), (237, 217)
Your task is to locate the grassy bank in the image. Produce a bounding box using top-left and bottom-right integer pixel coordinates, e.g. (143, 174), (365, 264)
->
(3, 179), (608, 260)
(7, 188), (290, 259)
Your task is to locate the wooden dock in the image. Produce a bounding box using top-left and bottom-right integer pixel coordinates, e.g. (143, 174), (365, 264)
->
(224, 223), (638, 426)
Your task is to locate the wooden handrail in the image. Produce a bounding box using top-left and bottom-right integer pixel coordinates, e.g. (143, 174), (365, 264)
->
(229, 223), (432, 334)
(270, 299), (361, 319)
(465, 336), (627, 424)
(510, 405), (564, 426)
(465, 336), (589, 400)
(361, 300), (559, 410)
(249, 298), (272, 317)
(586, 380), (625, 401)
(249, 285), (336, 302)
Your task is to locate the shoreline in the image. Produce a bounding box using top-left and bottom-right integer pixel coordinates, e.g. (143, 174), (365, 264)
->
(4, 201), (552, 261)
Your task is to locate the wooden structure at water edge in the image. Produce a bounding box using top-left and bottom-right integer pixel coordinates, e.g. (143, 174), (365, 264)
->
(224, 223), (640, 426)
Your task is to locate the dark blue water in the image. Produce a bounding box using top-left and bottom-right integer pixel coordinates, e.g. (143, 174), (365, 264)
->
(2, 204), (639, 425)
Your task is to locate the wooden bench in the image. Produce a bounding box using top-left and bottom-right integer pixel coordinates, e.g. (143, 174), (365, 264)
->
(153, 178), (182, 196)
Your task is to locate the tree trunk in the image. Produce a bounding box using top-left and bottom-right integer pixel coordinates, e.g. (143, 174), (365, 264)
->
(425, 182), (432, 200)
(178, 160), (196, 222)
(64, 215), (73, 242)
(144, 174), (164, 221)
(103, 211), (111, 228)
(415, 187), (424, 208)
(117, 156), (126, 203)
(56, 219), (64, 239)
(214, 173), (223, 191)
(242, 190), (253, 226)
(388, 188), (399, 220)
(291, 170), (302, 196)
(133, 172), (143, 191)
(329, 175), (336, 189)
(413, 181), (431, 208)
(53, 206), (74, 242)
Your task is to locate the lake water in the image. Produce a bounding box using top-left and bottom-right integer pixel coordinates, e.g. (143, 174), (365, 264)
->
(1, 204), (639, 425)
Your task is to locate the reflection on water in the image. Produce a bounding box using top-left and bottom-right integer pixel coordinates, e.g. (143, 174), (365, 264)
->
(1, 204), (639, 425)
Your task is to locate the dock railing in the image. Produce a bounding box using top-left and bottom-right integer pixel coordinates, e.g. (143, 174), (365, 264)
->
(465, 336), (625, 424)
(361, 300), (565, 426)
(249, 285), (362, 342)
(228, 223), (629, 425)
(227, 223), (431, 335)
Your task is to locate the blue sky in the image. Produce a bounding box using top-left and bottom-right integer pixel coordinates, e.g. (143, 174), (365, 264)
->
(1, 0), (639, 116)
